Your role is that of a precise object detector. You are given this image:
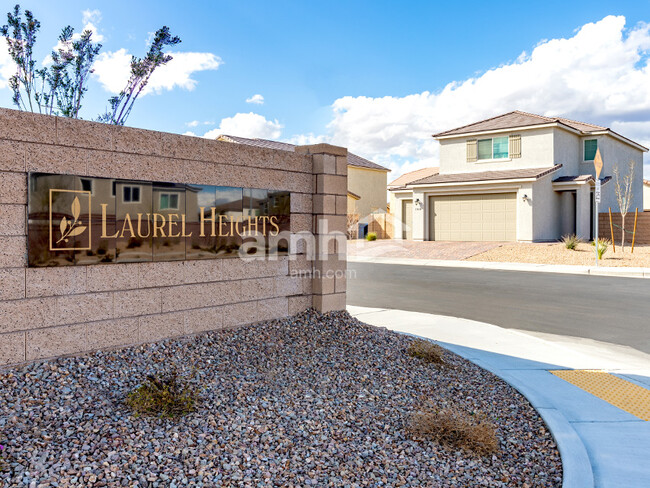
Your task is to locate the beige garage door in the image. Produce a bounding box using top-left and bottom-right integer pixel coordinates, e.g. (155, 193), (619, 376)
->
(429, 193), (516, 241)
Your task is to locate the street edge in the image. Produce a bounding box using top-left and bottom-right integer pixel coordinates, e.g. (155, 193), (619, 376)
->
(348, 255), (650, 279)
(396, 330), (595, 488)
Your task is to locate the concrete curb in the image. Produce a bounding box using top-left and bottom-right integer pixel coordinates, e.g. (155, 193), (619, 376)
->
(396, 331), (595, 488)
(348, 255), (650, 279)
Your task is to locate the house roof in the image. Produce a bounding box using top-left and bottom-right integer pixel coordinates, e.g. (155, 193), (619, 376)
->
(553, 175), (595, 183)
(389, 167), (439, 188)
(644, 179), (650, 186)
(409, 164), (562, 186)
(433, 111), (607, 137)
(217, 135), (390, 172)
(347, 190), (361, 200)
(433, 111), (648, 151)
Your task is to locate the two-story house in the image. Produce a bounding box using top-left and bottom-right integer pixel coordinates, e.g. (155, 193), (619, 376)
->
(390, 111), (647, 242)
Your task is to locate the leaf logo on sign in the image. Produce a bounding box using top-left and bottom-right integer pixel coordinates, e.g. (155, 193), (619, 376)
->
(56, 196), (87, 244)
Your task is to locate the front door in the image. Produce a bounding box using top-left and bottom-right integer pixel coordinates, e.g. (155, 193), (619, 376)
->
(402, 199), (413, 239)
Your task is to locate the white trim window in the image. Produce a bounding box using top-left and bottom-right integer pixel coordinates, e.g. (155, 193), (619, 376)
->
(159, 192), (180, 210)
(477, 136), (509, 160)
(122, 185), (141, 203)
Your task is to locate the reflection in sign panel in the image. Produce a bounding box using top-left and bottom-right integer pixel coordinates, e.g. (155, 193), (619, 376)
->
(27, 173), (291, 267)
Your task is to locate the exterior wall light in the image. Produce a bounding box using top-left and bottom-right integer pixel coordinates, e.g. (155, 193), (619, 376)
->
(522, 194), (529, 201)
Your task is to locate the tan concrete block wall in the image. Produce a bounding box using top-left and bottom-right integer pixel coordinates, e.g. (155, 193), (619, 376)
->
(0, 108), (347, 367)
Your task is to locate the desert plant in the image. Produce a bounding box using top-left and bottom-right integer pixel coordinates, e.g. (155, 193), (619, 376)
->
(613, 161), (635, 252)
(366, 232), (377, 241)
(346, 213), (359, 239)
(561, 234), (581, 250)
(591, 238), (609, 260)
(125, 371), (197, 418)
(409, 405), (499, 456)
(407, 339), (445, 365)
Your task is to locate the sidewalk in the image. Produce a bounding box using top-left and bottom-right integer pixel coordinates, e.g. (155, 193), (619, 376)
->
(348, 255), (650, 279)
(348, 306), (650, 488)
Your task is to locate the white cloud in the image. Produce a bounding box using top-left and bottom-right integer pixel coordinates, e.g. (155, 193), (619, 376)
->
(0, 39), (14, 89)
(318, 15), (650, 179)
(93, 50), (222, 95)
(79, 9), (104, 42)
(186, 120), (200, 127)
(283, 133), (327, 146)
(246, 94), (264, 104)
(200, 112), (283, 140)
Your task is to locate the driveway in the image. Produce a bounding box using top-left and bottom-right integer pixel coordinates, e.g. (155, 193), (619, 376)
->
(348, 239), (503, 260)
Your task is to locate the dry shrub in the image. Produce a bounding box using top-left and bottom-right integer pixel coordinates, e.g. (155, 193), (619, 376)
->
(125, 371), (197, 418)
(409, 406), (499, 456)
(407, 339), (445, 365)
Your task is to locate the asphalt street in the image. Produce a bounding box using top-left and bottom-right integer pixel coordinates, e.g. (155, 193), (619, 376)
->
(347, 262), (650, 354)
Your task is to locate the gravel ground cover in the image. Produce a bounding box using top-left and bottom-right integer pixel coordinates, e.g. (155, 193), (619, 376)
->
(468, 242), (650, 267)
(0, 310), (561, 487)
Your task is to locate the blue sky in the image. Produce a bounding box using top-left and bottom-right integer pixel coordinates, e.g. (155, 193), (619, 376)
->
(1, 0), (650, 177)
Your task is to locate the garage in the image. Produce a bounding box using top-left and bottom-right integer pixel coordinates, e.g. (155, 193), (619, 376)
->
(428, 193), (517, 241)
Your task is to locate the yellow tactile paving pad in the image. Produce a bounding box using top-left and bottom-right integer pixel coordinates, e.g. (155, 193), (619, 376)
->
(550, 370), (650, 421)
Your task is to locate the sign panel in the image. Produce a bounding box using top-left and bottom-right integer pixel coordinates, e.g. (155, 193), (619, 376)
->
(594, 148), (603, 179)
(27, 173), (290, 267)
(595, 179), (601, 203)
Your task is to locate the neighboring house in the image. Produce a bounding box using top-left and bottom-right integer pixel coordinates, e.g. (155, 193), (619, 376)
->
(217, 135), (390, 218)
(644, 180), (650, 211)
(388, 167), (440, 239)
(390, 111), (647, 242)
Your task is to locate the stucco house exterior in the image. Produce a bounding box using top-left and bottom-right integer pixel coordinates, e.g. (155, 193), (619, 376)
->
(217, 135), (390, 218)
(390, 111), (647, 242)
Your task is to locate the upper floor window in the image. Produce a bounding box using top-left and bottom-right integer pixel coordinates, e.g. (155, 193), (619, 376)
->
(159, 192), (179, 210)
(584, 139), (598, 161)
(477, 136), (509, 160)
(123, 185), (141, 203)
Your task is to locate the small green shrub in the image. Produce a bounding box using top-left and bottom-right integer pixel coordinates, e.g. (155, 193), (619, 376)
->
(125, 371), (197, 418)
(409, 406), (499, 456)
(366, 232), (377, 241)
(561, 234), (581, 250)
(591, 238), (609, 259)
(407, 339), (445, 365)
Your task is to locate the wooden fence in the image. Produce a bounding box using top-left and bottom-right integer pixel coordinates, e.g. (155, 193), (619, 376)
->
(599, 210), (650, 245)
(367, 212), (395, 239)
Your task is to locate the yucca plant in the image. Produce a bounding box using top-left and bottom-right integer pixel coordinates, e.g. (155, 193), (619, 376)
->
(561, 234), (581, 250)
(591, 238), (609, 260)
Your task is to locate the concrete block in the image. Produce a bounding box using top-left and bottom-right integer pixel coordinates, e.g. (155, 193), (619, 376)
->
(161, 131), (205, 161)
(26, 266), (86, 297)
(138, 261), (187, 288)
(183, 259), (222, 284)
(258, 297), (289, 321)
(0, 172), (27, 204)
(162, 281), (235, 312)
(0, 204), (25, 236)
(288, 254), (311, 275)
(290, 192), (312, 214)
(0, 268), (25, 300)
(84, 150), (115, 179)
(113, 125), (163, 156)
(275, 276), (304, 296)
(222, 301), (258, 328)
(0, 297), (55, 333)
(56, 292), (113, 325)
(87, 317), (138, 350)
(316, 174), (347, 196)
(221, 257), (288, 281)
(114, 288), (161, 318)
(26, 323), (86, 360)
(0, 108), (56, 144)
(57, 117), (112, 151)
(335, 195), (347, 215)
(288, 295), (312, 315)
(290, 213), (313, 234)
(0, 331), (25, 365)
(314, 214), (347, 235)
(313, 194), (336, 214)
(240, 277), (275, 302)
(87, 263), (139, 292)
(275, 151), (312, 174)
(0, 139), (25, 172)
(0, 237), (26, 267)
(313, 293), (346, 312)
(139, 312), (185, 342)
(26, 143), (88, 175)
(336, 156), (348, 176)
(185, 306), (223, 334)
(313, 154), (336, 174)
(295, 143), (347, 157)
